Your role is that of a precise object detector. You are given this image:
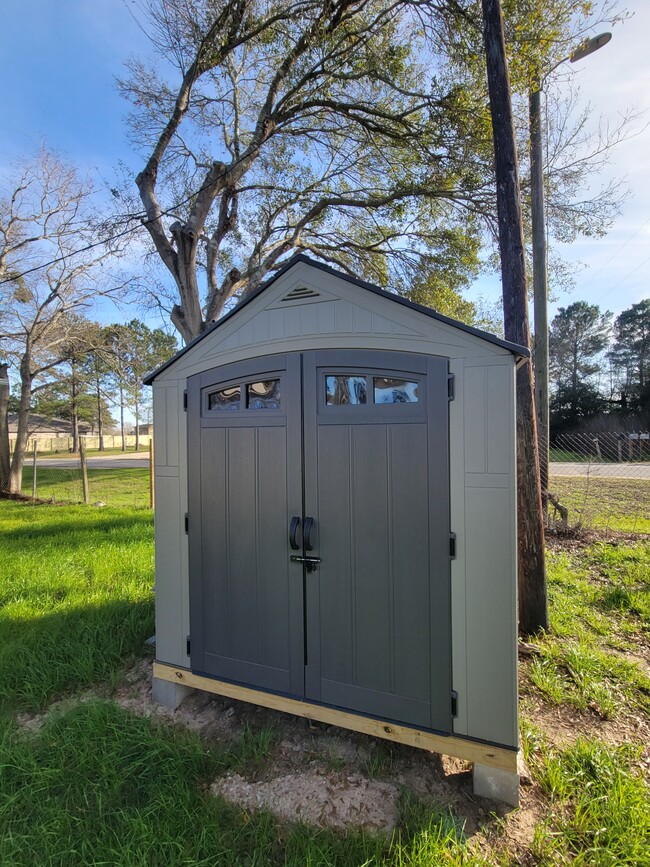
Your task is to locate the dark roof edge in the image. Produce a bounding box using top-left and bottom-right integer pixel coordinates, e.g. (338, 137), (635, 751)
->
(144, 253), (529, 384)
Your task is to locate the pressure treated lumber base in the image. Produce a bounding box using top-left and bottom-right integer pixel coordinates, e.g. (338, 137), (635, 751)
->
(153, 662), (518, 778)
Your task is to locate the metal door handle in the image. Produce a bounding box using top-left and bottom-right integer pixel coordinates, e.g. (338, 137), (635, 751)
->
(289, 516), (301, 550)
(303, 516), (314, 551)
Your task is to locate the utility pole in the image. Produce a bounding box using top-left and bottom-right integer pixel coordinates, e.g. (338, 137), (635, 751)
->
(481, 0), (548, 635)
(530, 33), (611, 505)
(530, 82), (549, 499)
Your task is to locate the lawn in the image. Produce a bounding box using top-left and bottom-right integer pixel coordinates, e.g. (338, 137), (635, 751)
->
(0, 495), (648, 865)
(22, 467), (151, 509)
(549, 476), (650, 533)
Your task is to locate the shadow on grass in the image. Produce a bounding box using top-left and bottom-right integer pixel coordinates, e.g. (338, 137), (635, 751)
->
(0, 511), (153, 548)
(0, 598), (154, 713)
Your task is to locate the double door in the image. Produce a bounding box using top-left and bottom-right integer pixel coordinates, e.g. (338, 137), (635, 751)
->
(187, 350), (452, 733)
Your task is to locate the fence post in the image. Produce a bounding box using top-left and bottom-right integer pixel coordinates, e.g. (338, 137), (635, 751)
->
(32, 440), (37, 498)
(80, 439), (89, 504)
(149, 438), (155, 509)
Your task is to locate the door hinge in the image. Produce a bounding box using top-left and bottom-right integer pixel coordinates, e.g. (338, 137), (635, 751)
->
(451, 690), (458, 718)
(447, 373), (455, 401)
(184, 513), (189, 534)
(449, 532), (456, 559)
(186, 635), (191, 656)
(183, 390), (188, 411)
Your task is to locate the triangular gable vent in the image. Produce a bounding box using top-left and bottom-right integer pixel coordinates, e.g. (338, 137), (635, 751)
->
(279, 286), (321, 302)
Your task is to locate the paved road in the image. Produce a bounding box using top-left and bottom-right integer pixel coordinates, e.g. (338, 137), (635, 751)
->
(37, 452), (150, 469)
(36, 454), (650, 479)
(550, 462), (650, 480)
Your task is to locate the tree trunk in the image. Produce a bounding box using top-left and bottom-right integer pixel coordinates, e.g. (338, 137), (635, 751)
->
(0, 364), (10, 492)
(9, 353), (33, 494)
(481, 0), (548, 636)
(120, 383), (126, 451)
(96, 367), (105, 451)
(71, 358), (79, 453)
(134, 392), (140, 452)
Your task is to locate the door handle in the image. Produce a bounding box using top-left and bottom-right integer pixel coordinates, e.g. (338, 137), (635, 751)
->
(303, 517), (314, 551)
(289, 516), (301, 550)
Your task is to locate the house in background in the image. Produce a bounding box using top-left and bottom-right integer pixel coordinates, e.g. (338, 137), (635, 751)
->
(8, 414), (91, 442)
(130, 423), (153, 436)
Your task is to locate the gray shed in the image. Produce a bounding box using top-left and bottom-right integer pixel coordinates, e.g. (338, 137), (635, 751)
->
(145, 255), (526, 805)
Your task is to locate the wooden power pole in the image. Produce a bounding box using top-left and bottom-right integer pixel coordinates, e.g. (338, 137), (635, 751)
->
(481, 0), (548, 635)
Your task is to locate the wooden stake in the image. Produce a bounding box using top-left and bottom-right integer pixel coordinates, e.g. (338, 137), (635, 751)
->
(80, 439), (89, 504)
(32, 439), (37, 499)
(149, 437), (155, 509)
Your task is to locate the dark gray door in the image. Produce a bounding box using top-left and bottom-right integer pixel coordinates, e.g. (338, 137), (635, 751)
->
(187, 355), (305, 696)
(302, 350), (452, 732)
(188, 349), (452, 733)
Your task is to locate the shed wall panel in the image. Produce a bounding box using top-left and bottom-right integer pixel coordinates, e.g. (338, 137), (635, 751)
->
(154, 473), (186, 665)
(464, 486), (517, 745)
(462, 361), (517, 747)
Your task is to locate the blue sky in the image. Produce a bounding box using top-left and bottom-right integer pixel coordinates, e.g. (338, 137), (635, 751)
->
(1, 0), (649, 329)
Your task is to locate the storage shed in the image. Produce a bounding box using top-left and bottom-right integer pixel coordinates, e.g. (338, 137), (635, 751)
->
(145, 255), (527, 805)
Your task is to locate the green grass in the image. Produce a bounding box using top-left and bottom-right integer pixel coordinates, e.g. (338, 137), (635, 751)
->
(22, 467), (151, 508)
(1, 498), (649, 865)
(525, 542), (650, 719)
(522, 724), (650, 866)
(0, 700), (487, 867)
(549, 477), (650, 532)
(0, 500), (154, 710)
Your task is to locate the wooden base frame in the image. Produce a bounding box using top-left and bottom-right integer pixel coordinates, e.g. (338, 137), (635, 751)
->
(153, 662), (517, 772)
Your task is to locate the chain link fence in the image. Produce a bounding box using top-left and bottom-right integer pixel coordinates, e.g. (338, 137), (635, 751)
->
(545, 431), (650, 534)
(9, 434), (152, 454)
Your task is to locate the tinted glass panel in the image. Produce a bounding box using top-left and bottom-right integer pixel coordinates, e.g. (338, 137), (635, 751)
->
(247, 380), (281, 409)
(326, 375), (367, 405)
(374, 377), (419, 404)
(208, 385), (241, 410)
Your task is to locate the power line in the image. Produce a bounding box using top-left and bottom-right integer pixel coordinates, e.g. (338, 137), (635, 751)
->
(588, 216), (650, 285)
(595, 252), (650, 302)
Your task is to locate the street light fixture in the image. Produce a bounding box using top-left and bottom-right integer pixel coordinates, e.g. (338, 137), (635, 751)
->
(529, 32), (612, 505)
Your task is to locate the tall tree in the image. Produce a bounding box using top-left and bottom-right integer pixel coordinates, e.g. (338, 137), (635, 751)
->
(83, 329), (119, 451)
(105, 321), (177, 450)
(119, 0), (492, 343)
(481, 0), (548, 635)
(609, 300), (650, 413)
(549, 301), (611, 430)
(0, 149), (127, 492)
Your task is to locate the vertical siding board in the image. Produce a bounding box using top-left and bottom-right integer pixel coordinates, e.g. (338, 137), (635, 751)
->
(352, 424), (391, 693)
(154, 474), (183, 664)
(153, 385), (168, 466)
(465, 487), (517, 746)
(390, 424), (430, 702)
(487, 366), (511, 474)
(316, 425), (354, 685)
(300, 304), (319, 335)
(464, 368), (487, 474)
(317, 301), (336, 334)
(255, 426), (290, 669)
(227, 427), (259, 662)
(200, 428), (229, 658)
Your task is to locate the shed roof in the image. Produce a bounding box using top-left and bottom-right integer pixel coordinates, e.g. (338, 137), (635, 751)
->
(144, 254), (529, 384)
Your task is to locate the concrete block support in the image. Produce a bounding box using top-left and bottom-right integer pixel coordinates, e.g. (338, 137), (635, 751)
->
(152, 673), (194, 710)
(473, 762), (520, 807)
